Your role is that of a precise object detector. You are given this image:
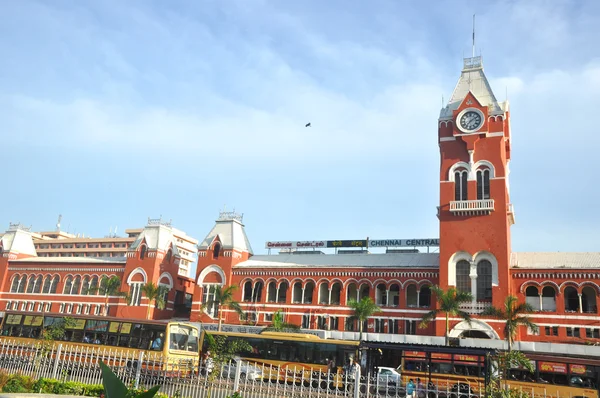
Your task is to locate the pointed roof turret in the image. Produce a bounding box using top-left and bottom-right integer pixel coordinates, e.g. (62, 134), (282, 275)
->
(440, 56), (508, 119)
(0, 223), (37, 258)
(199, 211), (253, 255)
(129, 218), (181, 256)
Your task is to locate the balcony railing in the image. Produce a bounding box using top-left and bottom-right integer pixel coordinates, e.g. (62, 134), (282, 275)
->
(449, 199), (494, 216)
(459, 301), (491, 314)
(508, 203), (516, 225)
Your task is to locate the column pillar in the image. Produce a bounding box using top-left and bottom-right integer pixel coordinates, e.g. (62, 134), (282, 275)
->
(386, 289), (390, 307)
(469, 261), (477, 304)
(302, 287), (306, 304)
(416, 290), (421, 307)
(539, 294), (543, 311)
(579, 294), (583, 313)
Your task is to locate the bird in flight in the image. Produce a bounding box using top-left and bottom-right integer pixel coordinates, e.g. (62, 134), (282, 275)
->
(305, 122), (311, 127)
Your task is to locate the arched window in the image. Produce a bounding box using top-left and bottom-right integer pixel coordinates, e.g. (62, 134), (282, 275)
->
(165, 249), (172, 263)
(419, 285), (432, 307)
(213, 243), (221, 259)
(18, 275), (27, 293)
(564, 286), (578, 312)
(582, 286), (597, 313)
(454, 170), (468, 201)
(359, 284), (370, 300)
(267, 281), (277, 303)
(389, 284), (400, 307)
(476, 260), (492, 300)
(330, 282), (342, 305)
(33, 275), (43, 294)
(140, 245), (147, 260)
(243, 281), (253, 302)
(252, 281), (263, 302)
(406, 284), (418, 307)
(347, 283), (358, 303)
(304, 281), (315, 304)
(376, 283), (387, 306)
(90, 276), (99, 294)
(456, 260), (471, 293)
(25, 275), (34, 293)
(541, 286), (556, 312)
(525, 286), (540, 311)
(10, 276), (20, 293)
(81, 276), (91, 295)
(278, 282), (288, 303)
(72, 275), (81, 295)
(42, 276), (52, 294)
(50, 275), (59, 294)
(476, 169), (491, 200)
(63, 276), (73, 295)
(292, 282), (302, 303)
(319, 282), (330, 304)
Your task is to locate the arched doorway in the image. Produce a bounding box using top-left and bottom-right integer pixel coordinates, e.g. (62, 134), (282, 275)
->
(449, 319), (500, 339)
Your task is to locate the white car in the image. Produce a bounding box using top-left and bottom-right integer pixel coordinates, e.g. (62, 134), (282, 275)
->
(375, 367), (402, 390)
(221, 361), (264, 381)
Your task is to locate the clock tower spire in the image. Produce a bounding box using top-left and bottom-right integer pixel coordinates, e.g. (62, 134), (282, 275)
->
(437, 54), (514, 331)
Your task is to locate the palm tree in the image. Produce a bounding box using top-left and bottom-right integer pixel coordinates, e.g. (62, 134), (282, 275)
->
(347, 297), (381, 341)
(263, 309), (300, 332)
(482, 295), (539, 352)
(141, 282), (170, 320)
(419, 285), (473, 346)
(201, 285), (244, 331)
(97, 276), (127, 316)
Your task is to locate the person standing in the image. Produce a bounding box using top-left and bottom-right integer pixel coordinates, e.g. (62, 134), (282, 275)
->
(416, 378), (425, 398)
(406, 379), (415, 398)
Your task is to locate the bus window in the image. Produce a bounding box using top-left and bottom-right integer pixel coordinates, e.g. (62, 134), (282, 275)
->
(169, 324), (194, 351)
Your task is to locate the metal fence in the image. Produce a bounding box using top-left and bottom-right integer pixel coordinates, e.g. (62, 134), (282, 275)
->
(0, 340), (577, 398)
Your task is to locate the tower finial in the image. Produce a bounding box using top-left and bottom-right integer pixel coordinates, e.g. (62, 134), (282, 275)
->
(472, 14), (476, 58)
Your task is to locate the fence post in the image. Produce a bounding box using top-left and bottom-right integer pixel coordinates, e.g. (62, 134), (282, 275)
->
(134, 351), (145, 390)
(353, 366), (361, 398)
(233, 356), (242, 392)
(51, 344), (63, 380)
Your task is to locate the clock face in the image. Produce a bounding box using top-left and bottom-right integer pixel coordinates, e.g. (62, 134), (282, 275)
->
(459, 110), (483, 132)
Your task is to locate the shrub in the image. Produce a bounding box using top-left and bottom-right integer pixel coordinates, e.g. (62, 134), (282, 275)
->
(0, 370), (10, 390)
(2, 374), (34, 393)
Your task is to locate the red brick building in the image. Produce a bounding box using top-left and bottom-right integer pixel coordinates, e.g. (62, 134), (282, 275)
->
(0, 218), (196, 320)
(1, 54), (599, 355)
(190, 56), (600, 354)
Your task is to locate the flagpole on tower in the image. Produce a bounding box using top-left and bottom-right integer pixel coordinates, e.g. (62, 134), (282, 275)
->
(472, 14), (476, 58)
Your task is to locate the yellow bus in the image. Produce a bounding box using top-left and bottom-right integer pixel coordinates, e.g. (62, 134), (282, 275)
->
(365, 343), (599, 398)
(199, 330), (360, 388)
(0, 311), (200, 373)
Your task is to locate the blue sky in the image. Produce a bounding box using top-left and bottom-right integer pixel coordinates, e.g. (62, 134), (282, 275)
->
(1, 0), (599, 260)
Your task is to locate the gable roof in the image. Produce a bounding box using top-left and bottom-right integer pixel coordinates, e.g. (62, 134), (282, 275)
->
(512, 252), (600, 269)
(234, 253), (439, 268)
(199, 217), (253, 255)
(440, 56), (507, 119)
(129, 224), (180, 256)
(0, 229), (37, 257)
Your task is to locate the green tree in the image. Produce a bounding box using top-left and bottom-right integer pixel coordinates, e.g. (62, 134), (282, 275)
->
(140, 282), (170, 320)
(201, 285), (244, 332)
(488, 350), (534, 397)
(97, 276), (127, 316)
(262, 309), (300, 332)
(204, 333), (251, 398)
(482, 295), (539, 352)
(419, 285), (473, 346)
(347, 297), (381, 341)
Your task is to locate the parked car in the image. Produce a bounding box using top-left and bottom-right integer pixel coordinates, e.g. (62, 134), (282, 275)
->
(221, 361), (264, 381)
(372, 367), (405, 394)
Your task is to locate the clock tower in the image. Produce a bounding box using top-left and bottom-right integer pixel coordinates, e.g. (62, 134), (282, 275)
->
(437, 55), (515, 334)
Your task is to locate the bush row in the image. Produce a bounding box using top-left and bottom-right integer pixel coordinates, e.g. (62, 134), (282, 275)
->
(0, 373), (168, 398)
